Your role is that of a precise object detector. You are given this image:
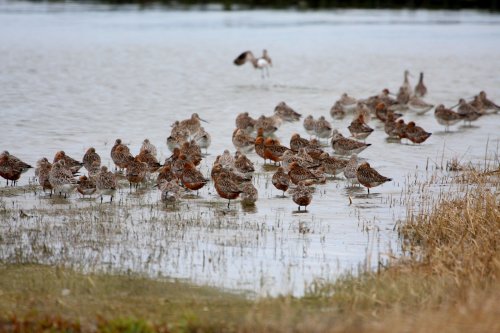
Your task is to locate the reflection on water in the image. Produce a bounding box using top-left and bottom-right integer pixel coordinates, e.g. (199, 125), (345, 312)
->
(0, 3), (499, 296)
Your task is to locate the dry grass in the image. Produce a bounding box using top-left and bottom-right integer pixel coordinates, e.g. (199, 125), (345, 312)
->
(0, 167), (499, 332)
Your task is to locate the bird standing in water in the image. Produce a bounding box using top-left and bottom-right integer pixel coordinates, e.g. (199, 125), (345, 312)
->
(233, 49), (272, 78)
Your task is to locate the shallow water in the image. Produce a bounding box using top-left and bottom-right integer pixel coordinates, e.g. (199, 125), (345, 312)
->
(0, 2), (499, 296)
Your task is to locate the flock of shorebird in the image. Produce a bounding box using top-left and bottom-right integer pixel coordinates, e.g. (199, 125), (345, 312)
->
(1, 52), (499, 211)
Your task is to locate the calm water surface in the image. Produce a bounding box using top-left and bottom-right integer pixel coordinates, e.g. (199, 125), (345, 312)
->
(1, 1), (499, 296)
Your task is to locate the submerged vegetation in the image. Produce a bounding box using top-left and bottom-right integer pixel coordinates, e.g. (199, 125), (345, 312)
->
(0, 164), (498, 332)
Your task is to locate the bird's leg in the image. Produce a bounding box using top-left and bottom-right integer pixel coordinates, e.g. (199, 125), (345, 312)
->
(110, 195), (113, 203)
(298, 206), (301, 211)
(100, 195), (103, 204)
(227, 199), (230, 209)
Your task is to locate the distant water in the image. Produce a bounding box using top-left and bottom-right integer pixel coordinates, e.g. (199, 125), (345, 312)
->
(0, 1), (499, 296)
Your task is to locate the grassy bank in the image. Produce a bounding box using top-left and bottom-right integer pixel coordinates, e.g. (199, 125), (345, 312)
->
(0, 167), (499, 332)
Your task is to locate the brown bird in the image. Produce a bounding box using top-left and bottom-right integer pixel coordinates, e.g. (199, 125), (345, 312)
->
(272, 166), (291, 197)
(96, 166), (118, 203)
(137, 149), (161, 173)
(35, 157), (53, 194)
(264, 138), (291, 165)
(232, 128), (255, 153)
(348, 114), (374, 140)
(403, 122), (432, 144)
(414, 72), (427, 97)
(77, 175), (96, 197)
(181, 161), (208, 195)
(434, 104), (465, 131)
(235, 112), (257, 133)
(53, 151), (83, 174)
(288, 162), (319, 185)
(0, 151), (33, 186)
(289, 181), (314, 211)
(214, 170), (243, 208)
(156, 164), (176, 187)
(356, 162), (392, 194)
(240, 182), (258, 205)
(289, 133), (311, 153)
(126, 156), (148, 189)
(319, 152), (348, 176)
(83, 147), (101, 172)
(274, 101), (301, 122)
(111, 139), (133, 171)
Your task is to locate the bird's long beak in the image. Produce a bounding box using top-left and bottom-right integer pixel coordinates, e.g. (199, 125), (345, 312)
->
(200, 118), (209, 123)
(449, 103), (459, 109)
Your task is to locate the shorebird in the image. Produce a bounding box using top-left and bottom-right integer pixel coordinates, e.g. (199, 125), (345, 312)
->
(0, 151), (32, 186)
(87, 160), (101, 179)
(35, 157), (52, 194)
(193, 127), (211, 154)
(53, 151), (83, 174)
(384, 113), (401, 139)
(478, 91), (500, 114)
(289, 181), (314, 211)
(255, 115), (279, 136)
(83, 147), (101, 172)
(232, 129), (255, 153)
(330, 101), (345, 119)
(48, 160), (77, 197)
(289, 133), (310, 153)
(338, 93), (358, 113)
(254, 136), (267, 163)
(272, 167), (291, 197)
(156, 164), (176, 187)
(264, 138), (291, 165)
(274, 101), (301, 122)
(235, 112), (256, 133)
(181, 161), (208, 195)
(434, 104), (465, 131)
(288, 162), (319, 185)
(281, 150), (318, 171)
(234, 151), (255, 176)
(214, 170), (243, 208)
(77, 175), (96, 197)
(456, 98), (482, 126)
(348, 114), (374, 140)
(233, 49), (272, 78)
(126, 156), (148, 189)
(160, 180), (182, 205)
(179, 113), (208, 136)
(167, 129), (190, 152)
(314, 116), (333, 141)
(218, 149), (235, 169)
(140, 139), (158, 158)
(303, 115), (316, 137)
(375, 102), (402, 123)
(344, 154), (360, 185)
(111, 139), (133, 171)
(414, 72), (427, 97)
(396, 86), (410, 105)
(137, 149), (162, 173)
(319, 152), (348, 176)
(401, 70), (412, 94)
(356, 162), (392, 194)
(394, 119), (407, 140)
(331, 131), (371, 155)
(96, 166), (118, 203)
(408, 96), (434, 115)
(403, 122), (432, 144)
(355, 102), (372, 123)
(240, 182), (258, 205)
(179, 141), (202, 166)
